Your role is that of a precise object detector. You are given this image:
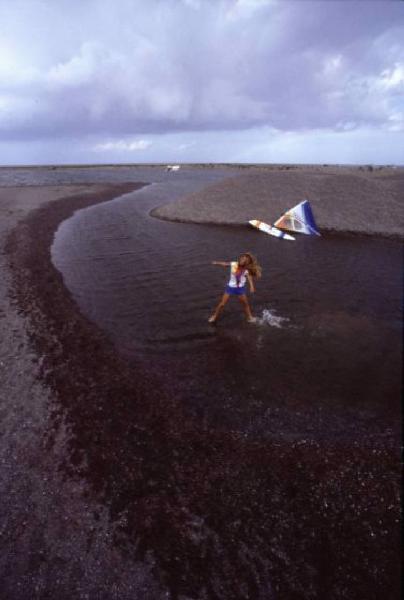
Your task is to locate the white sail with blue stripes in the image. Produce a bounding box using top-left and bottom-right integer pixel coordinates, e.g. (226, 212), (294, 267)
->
(274, 200), (321, 236)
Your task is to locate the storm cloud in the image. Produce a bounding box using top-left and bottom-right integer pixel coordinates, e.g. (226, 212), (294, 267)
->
(0, 0), (403, 163)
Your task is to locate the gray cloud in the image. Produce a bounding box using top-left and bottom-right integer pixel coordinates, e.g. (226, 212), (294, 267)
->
(0, 0), (403, 158)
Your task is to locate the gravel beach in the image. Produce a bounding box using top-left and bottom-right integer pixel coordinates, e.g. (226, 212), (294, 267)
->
(0, 173), (401, 599)
(0, 183), (167, 599)
(152, 165), (404, 238)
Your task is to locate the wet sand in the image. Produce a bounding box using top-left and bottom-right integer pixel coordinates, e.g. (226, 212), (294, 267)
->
(0, 176), (401, 599)
(152, 166), (404, 238)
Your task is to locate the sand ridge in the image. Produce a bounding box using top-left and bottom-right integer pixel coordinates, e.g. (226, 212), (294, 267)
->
(0, 183), (166, 598)
(152, 166), (404, 238)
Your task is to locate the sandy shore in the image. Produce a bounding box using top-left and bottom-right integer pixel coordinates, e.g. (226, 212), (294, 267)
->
(0, 183), (168, 599)
(152, 166), (404, 238)
(0, 179), (401, 599)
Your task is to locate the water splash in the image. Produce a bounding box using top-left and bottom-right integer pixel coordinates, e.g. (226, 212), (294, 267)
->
(257, 308), (290, 328)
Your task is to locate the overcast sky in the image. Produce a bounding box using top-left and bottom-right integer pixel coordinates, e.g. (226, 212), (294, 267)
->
(1, 0), (403, 165)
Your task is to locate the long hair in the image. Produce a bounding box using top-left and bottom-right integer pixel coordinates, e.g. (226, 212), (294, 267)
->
(241, 252), (262, 279)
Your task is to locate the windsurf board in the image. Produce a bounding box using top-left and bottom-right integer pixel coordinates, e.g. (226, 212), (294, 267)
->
(249, 219), (295, 241)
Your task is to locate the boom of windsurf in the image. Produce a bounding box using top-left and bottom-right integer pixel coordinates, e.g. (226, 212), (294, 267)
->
(249, 220), (295, 241)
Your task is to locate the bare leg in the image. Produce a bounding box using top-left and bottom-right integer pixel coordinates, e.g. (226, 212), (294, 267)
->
(209, 293), (230, 323)
(238, 294), (255, 322)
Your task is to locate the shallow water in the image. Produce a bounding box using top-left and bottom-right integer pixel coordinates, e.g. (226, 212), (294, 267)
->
(50, 168), (402, 441)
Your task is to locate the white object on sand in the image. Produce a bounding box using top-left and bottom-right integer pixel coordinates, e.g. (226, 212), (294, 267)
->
(165, 165), (180, 172)
(249, 219), (295, 241)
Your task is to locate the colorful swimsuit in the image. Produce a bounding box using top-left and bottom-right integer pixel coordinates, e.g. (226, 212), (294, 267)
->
(226, 261), (248, 295)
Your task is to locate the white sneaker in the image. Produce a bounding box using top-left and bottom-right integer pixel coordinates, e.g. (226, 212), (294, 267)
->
(247, 317), (257, 323)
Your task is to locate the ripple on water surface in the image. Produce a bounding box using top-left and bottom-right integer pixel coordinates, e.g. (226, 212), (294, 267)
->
(51, 176), (402, 441)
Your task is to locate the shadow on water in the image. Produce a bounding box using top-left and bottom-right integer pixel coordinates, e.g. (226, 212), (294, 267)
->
(7, 170), (402, 599)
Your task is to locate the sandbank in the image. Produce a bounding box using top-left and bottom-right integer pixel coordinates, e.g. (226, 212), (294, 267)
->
(151, 165), (404, 238)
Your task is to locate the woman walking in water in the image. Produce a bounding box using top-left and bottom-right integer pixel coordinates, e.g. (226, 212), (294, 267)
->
(208, 252), (262, 324)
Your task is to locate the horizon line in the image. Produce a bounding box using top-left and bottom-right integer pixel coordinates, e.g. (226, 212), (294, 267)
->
(0, 161), (402, 169)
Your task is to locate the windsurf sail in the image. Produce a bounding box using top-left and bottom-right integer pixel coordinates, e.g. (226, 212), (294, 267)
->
(274, 200), (321, 236)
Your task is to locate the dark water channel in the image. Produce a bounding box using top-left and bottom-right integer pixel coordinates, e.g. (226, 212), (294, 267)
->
(51, 169), (401, 442)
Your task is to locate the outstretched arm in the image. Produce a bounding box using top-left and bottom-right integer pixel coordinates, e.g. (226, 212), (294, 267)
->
(211, 261), (231, 266)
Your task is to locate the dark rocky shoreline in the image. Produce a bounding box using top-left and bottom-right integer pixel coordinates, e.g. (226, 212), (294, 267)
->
(0, 182), (401, 599)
